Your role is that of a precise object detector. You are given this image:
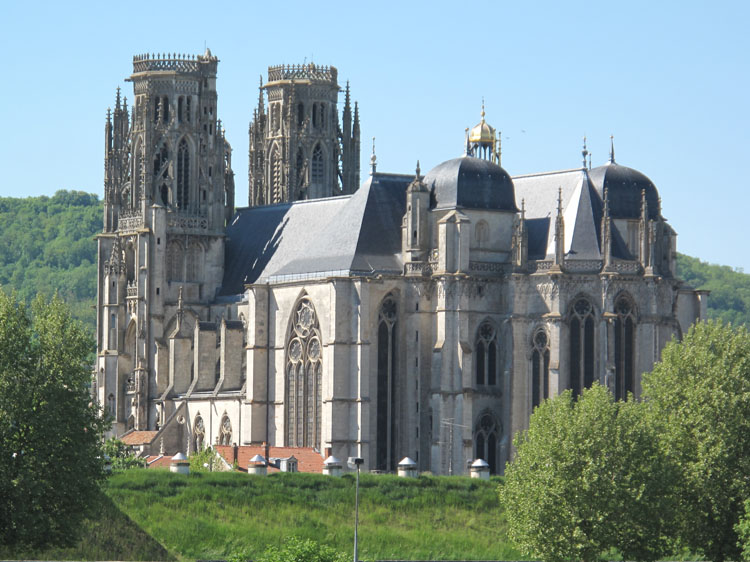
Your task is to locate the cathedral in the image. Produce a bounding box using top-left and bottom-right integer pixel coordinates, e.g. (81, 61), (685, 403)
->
(95, 51), (706, 475)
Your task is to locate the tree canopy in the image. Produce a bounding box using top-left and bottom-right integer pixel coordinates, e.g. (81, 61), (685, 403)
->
(642, 320), (750, 562)
(499, 384), (676, 562)
(0, 291), (106, 550)
(0, 191), (101, 327)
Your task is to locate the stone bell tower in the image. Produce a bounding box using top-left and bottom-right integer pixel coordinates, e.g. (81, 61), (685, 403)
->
(97, 50), (234, 434)
(248, 63), (360, 206)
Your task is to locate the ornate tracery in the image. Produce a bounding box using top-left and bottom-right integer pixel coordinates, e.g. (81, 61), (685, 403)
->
(219, 414), (232, 446)
(569, 297), (595, 397)
(531, 328), (550, 408)
(194, 414), (205, 451)
(285, 298), (322, 448)
(376, 294), (398, 471)
(474, 412), (501, 474)
(475, 321), (499, 386)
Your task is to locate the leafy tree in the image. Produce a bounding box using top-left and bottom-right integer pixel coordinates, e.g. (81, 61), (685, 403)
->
(189, 446), (224, 473)
(0, 291), (107, 550)
(736, 498), (750, 560)
(230, 537), (348, 562)
(499, 384), (676, 562)
(642, 320), (750, 562)
(102, 438), (146, 471)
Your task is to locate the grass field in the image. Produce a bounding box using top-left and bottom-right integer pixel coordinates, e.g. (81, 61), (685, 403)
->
(1, 470), (524, 561)
(105, 470), (523, 561)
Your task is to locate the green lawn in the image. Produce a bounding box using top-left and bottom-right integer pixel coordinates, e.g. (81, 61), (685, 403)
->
(1, 470), (523, 561)
(104, 470), (522, 561)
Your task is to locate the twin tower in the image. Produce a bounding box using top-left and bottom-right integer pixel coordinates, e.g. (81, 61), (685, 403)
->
(103, 51), (360, 235)
(97, 51), (360, 433)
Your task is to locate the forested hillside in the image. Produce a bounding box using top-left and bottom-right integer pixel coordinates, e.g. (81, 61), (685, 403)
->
(0, 191), (101, 327)
(675, 253), (750, 326)
(0, 191), (747, 331)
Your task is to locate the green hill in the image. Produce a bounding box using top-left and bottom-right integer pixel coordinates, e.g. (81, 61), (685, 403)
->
(3, 471), (523, 561)
(675, 253), (750, 325)
(0, 191), (747, 329)
(0, 191), (101, 327)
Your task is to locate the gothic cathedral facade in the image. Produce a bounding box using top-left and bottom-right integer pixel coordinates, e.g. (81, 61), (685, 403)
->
(95, 52), (705, 475)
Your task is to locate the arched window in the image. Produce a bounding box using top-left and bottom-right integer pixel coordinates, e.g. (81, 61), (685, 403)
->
(614, 294), (636, 401)
(186, 242), (201, 282)
(153, 144), (168, 180)
(162, 95), (169, 123)
(178, 96), (184, 123)
(376, 294), (398, 471)
(531, 328), (550, 409)
(285, 298), (322, 448)
(107, 393), (115, 417)
(312, 103), (319, 128)
(569, 297), (595, 398)
(177, 138), (190, 209)
(127, 414), (135, 431)
(167, 241), (183, 281)
(475, 321), (499, 386)
(296, 147), (306, 194)
(297, 102), (304, 126)
(311, 144), (324, 185)
(219, 414), (232, 446)
(474, 412), (501, 474)
(186, 96), (191, 122)
(475, 220), (489, 248)
(153, 97), (159, 124)
(270, 145), (282, 203)
(194, 414), (205, 451)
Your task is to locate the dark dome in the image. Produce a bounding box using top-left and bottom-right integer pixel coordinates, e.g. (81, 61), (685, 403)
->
(588, 162), (660, 220)
(423, 156), (517, 212)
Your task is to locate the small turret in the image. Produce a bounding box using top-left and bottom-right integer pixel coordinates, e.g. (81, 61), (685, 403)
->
(404, 161), (431, 267)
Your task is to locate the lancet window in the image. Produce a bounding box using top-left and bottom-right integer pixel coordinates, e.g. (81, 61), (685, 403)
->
(186, 242), (201, 282)
(270, 146), (282, 203)
(569, 297), (595, 398)
(194, 414), (205, 451)
(177, 138), (190, 210)
(474, 412), (501, 474)
(167, 241), (183, 281)
(531, 328), (550, 409)
(311, 144), (324, 185)
(285, 298), (322, 449)
(376, 294), (398, 472)
(614, 294), (636, 401)
(475, 321), (499, 386)
(218, 414), (232, 446)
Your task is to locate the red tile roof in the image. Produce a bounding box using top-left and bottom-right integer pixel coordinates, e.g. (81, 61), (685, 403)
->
(145, 455), (173, 468)
(214, 445), (324, 474)
(121, 430), (159, 445)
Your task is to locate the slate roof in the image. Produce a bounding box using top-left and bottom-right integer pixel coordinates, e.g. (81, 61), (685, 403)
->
(589, 162), (660, 220)
(424, 156), (517, 212)
(220, 162), (647, 297)
(514, 168), (629, 261)
(220, 172), (410, 294)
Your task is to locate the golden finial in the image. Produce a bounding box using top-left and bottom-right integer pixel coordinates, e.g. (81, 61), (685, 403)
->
(480, 97), (486, 122)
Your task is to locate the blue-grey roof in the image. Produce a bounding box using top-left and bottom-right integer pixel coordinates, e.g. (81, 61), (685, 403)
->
(424, 156), (518, 212)
(514, 168), (630, 261)
(589, 162), (660, 220)
(220, 173), (410, 294)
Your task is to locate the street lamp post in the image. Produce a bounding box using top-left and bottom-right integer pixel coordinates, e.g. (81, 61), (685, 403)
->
(348, 457), (364, 562)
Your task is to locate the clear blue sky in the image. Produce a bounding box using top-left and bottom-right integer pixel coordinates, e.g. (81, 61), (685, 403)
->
(1, 1), (748, 270)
